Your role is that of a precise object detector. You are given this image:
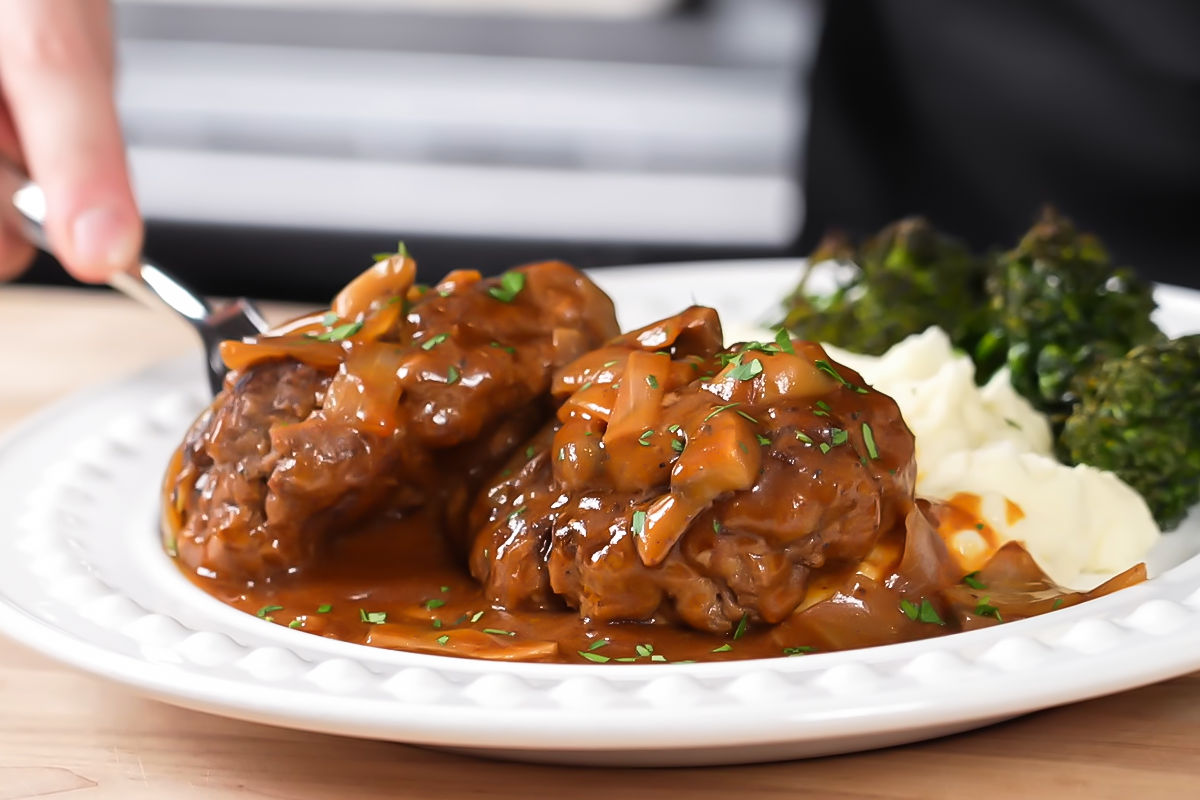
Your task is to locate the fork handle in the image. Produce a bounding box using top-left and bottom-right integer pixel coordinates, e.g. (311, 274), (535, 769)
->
(3, 164), (213, 323)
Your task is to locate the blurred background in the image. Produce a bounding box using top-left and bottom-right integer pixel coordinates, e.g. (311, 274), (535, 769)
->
(21, 0), (821, 301)
(16, 0), (1200, 300)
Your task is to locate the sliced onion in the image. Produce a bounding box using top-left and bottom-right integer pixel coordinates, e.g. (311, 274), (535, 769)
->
(332, 254), (417, 321)
(320, 343), (407, 434)
(220, 338), (345, 372)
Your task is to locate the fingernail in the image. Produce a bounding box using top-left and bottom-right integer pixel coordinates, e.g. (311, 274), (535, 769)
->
(71, 205), (140, 278)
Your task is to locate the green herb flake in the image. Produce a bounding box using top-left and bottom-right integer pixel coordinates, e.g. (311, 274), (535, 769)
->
(862, 423), (879, 459)
(830, 428), (849, 447)
(816, 400), (831, 411)
(424, 599), (446, 610)
(783, 646), (817, 656)
(507, 506), (528, 520)
(975, 597), (1003, 621)
(421, 332), (449, 350)
(488, 270), (526, 303)
(647, 375), (659, 389)
(668, 424), (681, 433)
(1052, 598), (1065, 610)
(975, 523), (985, 531)
(704, 402), (741, 422)
(632, 510), (647, 536)
(580, 381), (593, 392)
(360, 609), (388, 624)
(728, 358), (764, 382)
(900, 598), (945, 626)
(437, 635), (450, 645)
(615, 657), (638, 662)
(317, 322), (363, 342)
(650, 654), (667, 662)
(736, 409), (760, 424)
(526, 446), (536, 459)
(603, 359), (621, 368)
(738, 441), (749, 453)
(588, 639), (609, 651)
(483, 628), (516, 636)
(639, 429), (654, 446)
(773, 328), (795, 355)
(962, 572), (986, 590)
(256, 605), (284, 620)
(471, 611), (485, 623)
(446, 365), (460, 385)
(733, 614), (749, 640)
(288, 619), (303, 629)
(490, 341), (516, 354)
(671, 439), (685, 453)
(757, 434), (771, 446)
(432, 619), (443, 629)
(322, 312), (338, 326)
(441, 586), (451, 593)
(819, 443), (832, 455)
(711, 644), (733, 653)
(317, 604), (333, 614)
(635, 644), (653, 657)
(796, 431), (814, 444)
(579, 651), (611, 663)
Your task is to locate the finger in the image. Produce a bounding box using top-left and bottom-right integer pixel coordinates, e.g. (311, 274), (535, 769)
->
(0, 219), (35, 281)
(0, 0), (141, 283)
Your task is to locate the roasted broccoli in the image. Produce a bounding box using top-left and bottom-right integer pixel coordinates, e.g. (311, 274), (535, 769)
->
(974, 208), (1161, 431)
(1062, 336), (1200, 530)
(781, 217), (988, 356)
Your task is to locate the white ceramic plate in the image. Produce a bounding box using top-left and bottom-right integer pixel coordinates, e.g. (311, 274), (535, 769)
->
(4, 259), (1200, 768)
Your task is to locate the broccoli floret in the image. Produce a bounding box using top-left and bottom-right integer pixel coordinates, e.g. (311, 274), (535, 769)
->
(781, 217), (988, 356)
(975, 208), (1161, 431)
(1062, 336), (1200, 530)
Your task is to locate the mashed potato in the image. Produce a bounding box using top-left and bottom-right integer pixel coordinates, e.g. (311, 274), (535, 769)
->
(731, 325), (1160, 587)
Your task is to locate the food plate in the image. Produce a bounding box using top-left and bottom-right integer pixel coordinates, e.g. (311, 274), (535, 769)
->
(3, 259), (1200, 767)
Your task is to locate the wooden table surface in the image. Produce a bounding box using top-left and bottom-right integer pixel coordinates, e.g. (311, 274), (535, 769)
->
(3, 284), (1199, 799)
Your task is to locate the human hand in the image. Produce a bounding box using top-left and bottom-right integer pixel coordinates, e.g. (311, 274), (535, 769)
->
(0, 0), (141, 282)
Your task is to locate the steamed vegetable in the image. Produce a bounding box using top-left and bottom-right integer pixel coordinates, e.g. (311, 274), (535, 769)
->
(781, 218), (988, 357)
(973, 207), (1161, 431)
(1062, 336), (1200, 531)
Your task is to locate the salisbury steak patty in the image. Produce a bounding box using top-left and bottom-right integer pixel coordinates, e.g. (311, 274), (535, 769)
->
(164, 258), (619, 585)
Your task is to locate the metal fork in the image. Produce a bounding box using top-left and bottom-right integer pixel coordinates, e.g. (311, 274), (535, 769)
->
(1, 161), (267, 395)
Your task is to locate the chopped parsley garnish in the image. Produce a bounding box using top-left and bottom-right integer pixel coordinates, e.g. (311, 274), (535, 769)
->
(668, 424), (681, 433)
(711, 644), (733, 653)
(437, 635), (450, 645)
(796, 431), (814, 444)
(588, 639), (609, 651)
(526, 446), (536, 459)
(288, 619), (303, 629)
(635, 644), (653, 657)
(774, 328), (795, 355)
(446, 365), (460, 385)
(647, 375), (659, 389)
(728, 358), (764, 382)
(603, 359), (621, 368)
(488, 270), (526, 303)
(421, 332), (449, 350)
(441, 586), (450, 593)
(256, 605), (284, 621)
(580, 381), (593, 392)
(373, 241), (410, 262)
(830, 428), (849, 446)
(713, 520), (722, 533)
(814, 359), (869, 394)
(704, 403), (741, 422)
(471, 611), (485, 623)
(819, 443), (832, 454)
(322, 312), (338, 326)
(975, 597), (1003, 621)
(424, 599), (446, 610)
(1052, 598), (1065, 610)
(632, 510), (647, 536)
(962, 572), (986, 590)
(639, 429), (654, 446)
(783, 646), (817, 656)
(317, 604), (333, 614)
(360, 609), (387, 624)
(736, 410), (759, 424)
(432, 619), (443, 629)
(862, 423), (879, 459)
(490, 341), (516, 354)
(738, 441), (749, 453)
(317, 322), (363, 342)
(717, 351), (744, 368)
(975, 523), (985, 531)
(507, 506), (528, 520)
(816, 400), (831, 411)
(733, 614), (749, 640)
(756, 434), (771, 446)
(579, 651), (611, 663)
(651, 654), (667, 662)
(899, 598), (945, 626)
(483, 628), (516, 636)
(671, 439), (685, 453)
